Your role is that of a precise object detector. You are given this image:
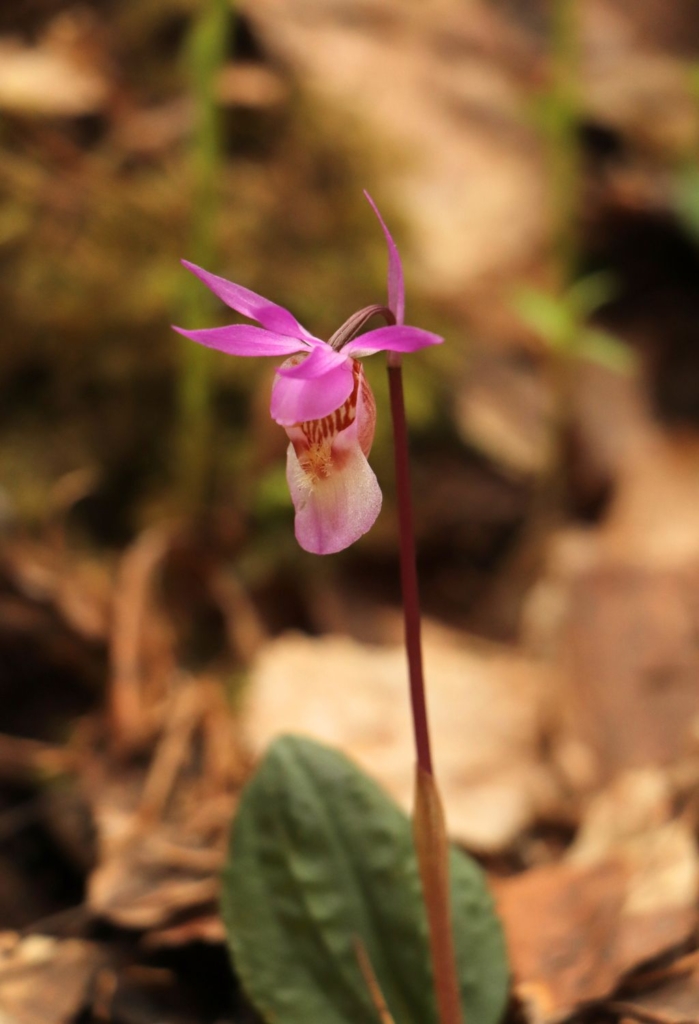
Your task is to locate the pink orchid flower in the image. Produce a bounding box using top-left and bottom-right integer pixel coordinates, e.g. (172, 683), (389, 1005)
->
(173, 194), (442, 555)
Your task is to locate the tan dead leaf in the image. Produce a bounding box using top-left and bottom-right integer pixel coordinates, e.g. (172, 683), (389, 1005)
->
(496, 859), (629, 1024)
(0, 27), (108, 118)
(242, 0), (547, 293)
(244, 624), (559, 852)
(455, 349), (555, 478)
(89, 845), (221, 931)
(569, 770), (699, 974)
(525, 385), (699, 786)
(581, 0), (698, 154)
(0, 933), (103, 1024)
(217, 62), (288, 109)
(496, 770), (699, 1024)
(88, 790), (230, 930)
(560, 557), (699, 783)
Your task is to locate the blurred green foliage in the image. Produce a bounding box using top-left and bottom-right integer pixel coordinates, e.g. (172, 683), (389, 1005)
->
(513, 276), (634, 373)
(177, 0), (230, 510)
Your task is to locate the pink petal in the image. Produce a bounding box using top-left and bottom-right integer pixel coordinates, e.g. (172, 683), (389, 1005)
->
(345, 324), (443, 357)
(363, 192), (405, 325)
(276, 342), (347, 379)
(270, 358), (355, 426)
(285, 438), (382, 554)
(181, 260), (316, 339)
(172, 324), (306, 357)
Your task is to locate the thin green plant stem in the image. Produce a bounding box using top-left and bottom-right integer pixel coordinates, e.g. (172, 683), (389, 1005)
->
(544, 0), (582, 517)
(177, 0), (231, 510)
(547, 0), (581, 287)
(387, 358), (463, 1024)
(520, 0), (582, 546)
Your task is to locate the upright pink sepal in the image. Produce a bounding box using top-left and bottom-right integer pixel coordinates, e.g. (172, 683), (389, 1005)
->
(363, 192), (406, 325)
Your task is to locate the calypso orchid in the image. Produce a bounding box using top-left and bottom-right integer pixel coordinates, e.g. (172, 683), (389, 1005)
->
(173, 193), (442, 555)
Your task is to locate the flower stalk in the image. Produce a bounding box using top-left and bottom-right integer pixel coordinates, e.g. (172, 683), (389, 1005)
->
(388, 356), (463, 1024)
(387, 361), (432, 775)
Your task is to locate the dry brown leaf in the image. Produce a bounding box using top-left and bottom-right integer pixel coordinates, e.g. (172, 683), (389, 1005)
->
(456, 350), (555, 477)
(497, 859), (629, 1023)
(525, 383), (699, 786)
(496, 770), (699, 1024)
(569, 771), (699, 973)
(581, 0), (698, 154)
(0, 12), (108, 119)
(244, 624), (559, 851)
(560, 558), (699, 783)
(242, 0), (547, 293)
(0, 933), (103, 1024)
(217, 61), (289, 109)
(241, 0), (699, 303)
(90, 852), (221, 931)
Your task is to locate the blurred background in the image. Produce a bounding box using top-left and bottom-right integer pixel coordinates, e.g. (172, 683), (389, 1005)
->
(4, 0), (699, 633)
(4, 0), (699, 1021)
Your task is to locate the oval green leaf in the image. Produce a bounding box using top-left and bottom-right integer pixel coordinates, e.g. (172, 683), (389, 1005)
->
(222, 735), (509, 1024)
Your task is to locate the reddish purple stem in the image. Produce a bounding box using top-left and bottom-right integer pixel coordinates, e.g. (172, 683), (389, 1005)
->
(387, 363), (433, 777)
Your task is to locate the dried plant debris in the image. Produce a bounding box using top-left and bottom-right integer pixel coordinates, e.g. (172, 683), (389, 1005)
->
(611, 951), (699, 1024)
(0, 933), (103, 1024)
(525, 411), (699, 788)
(244, 624), (560, 852)
(240, 0), (548, 293)
(496, 770), (699, 1024)
(0, 12), (109, 117)
(87, 676), (242, 932)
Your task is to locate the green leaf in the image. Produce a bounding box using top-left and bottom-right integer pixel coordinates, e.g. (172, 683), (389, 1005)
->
(672, 161), (699, 246)
(566, 272), (616, 318)
(578, 327), (636, 373)
(222, 735), (509, 1024)
(511, 286), (572, 348)
(686, 62), (699, 107)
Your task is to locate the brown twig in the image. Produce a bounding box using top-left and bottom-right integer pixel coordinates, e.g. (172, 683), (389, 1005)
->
(109, 525), (172, 752)
(622, 950), (699, 994)
(137, 682), (202, 822)
(0, 733), (79, 781)
(607, 1000), (698, 1024)
(354, 937), (397, 1024)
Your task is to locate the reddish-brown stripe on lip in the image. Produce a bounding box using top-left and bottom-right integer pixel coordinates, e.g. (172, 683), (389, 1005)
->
(299, 359), (360, 447)
(284, 358), (377, 487)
